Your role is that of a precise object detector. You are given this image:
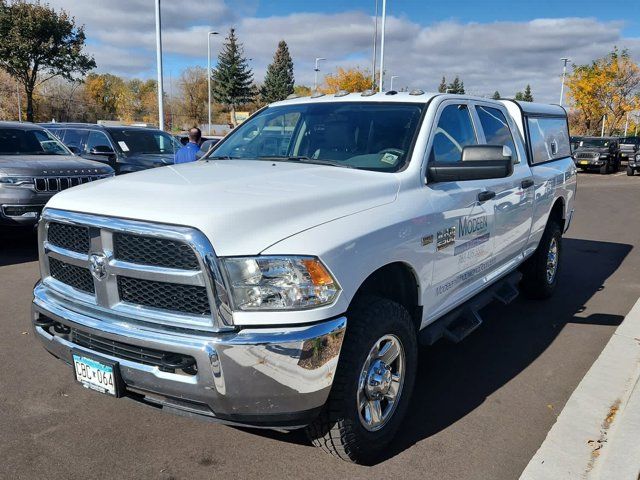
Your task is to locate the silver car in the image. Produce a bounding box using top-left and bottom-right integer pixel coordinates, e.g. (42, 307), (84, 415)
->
(0, 122), (114, 227)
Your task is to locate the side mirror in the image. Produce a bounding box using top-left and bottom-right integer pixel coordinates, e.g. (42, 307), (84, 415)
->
(90, 145), (115, 155)
(428, 145), (513, 182)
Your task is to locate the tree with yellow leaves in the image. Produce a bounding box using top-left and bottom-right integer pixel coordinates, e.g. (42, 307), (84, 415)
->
(320, 67), (373, 94)
(566, 48), (640, 135)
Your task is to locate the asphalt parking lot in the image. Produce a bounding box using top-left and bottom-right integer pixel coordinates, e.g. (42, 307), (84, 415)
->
(1, 171), (639, 480)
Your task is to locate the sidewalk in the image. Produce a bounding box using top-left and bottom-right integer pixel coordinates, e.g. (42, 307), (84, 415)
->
(520, 298), (640, 479)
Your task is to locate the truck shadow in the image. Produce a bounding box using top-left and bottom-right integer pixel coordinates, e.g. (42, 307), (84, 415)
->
(0, 228), (38, 267)
(241, 238), (631, 464)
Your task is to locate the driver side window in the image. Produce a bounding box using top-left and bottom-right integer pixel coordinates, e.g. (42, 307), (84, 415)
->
(429, 104), (477, 164)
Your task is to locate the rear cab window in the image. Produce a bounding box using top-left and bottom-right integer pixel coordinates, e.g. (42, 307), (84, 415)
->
(526, 117), (571, 164)
(476, 105), (518, 162)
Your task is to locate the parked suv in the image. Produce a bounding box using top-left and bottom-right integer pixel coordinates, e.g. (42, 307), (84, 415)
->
(41, 123), (182, 174)
(32, 94), (575, 463)
(572, 136), (621, 174)
(0, 122), (113, 227)
(619, 136), (640, 176)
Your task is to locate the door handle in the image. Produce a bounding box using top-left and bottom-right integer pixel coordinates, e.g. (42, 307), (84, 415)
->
(477, 190), (496, 202)
(521, 179), (534, 189)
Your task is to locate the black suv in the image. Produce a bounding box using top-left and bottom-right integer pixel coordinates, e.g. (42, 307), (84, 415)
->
(572, 137), (621, 174)
(619, 137), (640, 175)
(40, 123), (182, 174)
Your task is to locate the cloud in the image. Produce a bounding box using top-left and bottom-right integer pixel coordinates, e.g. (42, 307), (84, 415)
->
(38, 1), (640, 103)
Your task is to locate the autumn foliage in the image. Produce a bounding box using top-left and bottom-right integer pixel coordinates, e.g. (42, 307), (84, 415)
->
(320, 67), (373, 94)
(567, 48), (640, 135)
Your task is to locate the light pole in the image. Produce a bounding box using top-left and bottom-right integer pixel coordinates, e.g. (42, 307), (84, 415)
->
(16, 81), (21, 122)
(390, 75), (399, 91)
(207, 31), (219, 135)
(601, 114), (606, 137)
(154, 0), (164, 130)
(314, 57), (326, 91)
(624, 112), (630, 137)
(559, 57), (570, 106)
(378, 0), (387, 92)
(371, 0), (379, 88)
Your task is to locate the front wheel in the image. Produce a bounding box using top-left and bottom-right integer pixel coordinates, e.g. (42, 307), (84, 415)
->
(628, 166), (635, 176)
(520, 220), (562, 299)
(306, 297), (417, 464)
(600, 161), (610, 174)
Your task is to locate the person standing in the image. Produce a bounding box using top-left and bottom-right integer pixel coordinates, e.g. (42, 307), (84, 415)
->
(174, 127), (202, 164)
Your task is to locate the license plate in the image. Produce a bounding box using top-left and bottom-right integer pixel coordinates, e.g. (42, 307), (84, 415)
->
(72, 351), (120, 397)
(579, 160), (589, 165)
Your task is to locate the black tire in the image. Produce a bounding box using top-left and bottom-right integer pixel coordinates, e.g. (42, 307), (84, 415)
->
(600, 161), (610, 174)
(520, 220), (562, 299)
(306, 296), (418, 464)
(627, 166), (635, 176)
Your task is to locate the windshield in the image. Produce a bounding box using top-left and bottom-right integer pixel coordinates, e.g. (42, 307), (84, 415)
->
(107, 128), (181, 156)
(208, 102), (426, 171)
(620, 137), (639, 145)
(580, 138), (610, 148)
(0, 128), (70, 155)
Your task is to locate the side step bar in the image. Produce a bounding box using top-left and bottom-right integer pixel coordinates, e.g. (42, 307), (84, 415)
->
(419, 271), (523, 345)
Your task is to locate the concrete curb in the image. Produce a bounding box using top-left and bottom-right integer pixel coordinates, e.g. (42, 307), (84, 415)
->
(520, 298), (640, 480)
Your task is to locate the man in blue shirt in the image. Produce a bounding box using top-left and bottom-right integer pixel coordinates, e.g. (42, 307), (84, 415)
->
(174, 127), (202, 164)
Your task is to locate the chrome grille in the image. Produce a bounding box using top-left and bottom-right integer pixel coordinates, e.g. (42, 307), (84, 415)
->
(113, 233), (199, 270)
(47, 222), (90, 254)
(118, 276), (211, 315)
(39, 209), (232, 332)
(48, 257), (95, 294)
(34, 175), (104, 193)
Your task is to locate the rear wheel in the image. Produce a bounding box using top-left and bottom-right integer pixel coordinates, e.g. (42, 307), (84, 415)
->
(628, 166), (635, 176)
(520, 220), (562, 299)
(306, 296), (417, 464)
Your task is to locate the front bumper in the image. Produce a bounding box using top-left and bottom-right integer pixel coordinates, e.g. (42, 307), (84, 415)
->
(0, 187), (51, 226)
(32, 283), (346, 428)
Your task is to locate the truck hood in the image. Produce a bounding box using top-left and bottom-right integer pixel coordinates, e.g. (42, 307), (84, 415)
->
(0, 155), (112, 176)
(46, 160), (400, 255)
(122, 153), (175, 166)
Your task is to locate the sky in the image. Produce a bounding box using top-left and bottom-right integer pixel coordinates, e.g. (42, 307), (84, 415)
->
(43, 0), (640, 103)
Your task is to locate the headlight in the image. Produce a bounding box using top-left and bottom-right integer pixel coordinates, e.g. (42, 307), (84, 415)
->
(0, 175), (33, 186)
(222, 256), (340, 311)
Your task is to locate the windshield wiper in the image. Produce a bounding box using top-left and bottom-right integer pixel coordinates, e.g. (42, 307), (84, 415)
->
(207, 155), (239, 160)
(257, 156), (353, 169)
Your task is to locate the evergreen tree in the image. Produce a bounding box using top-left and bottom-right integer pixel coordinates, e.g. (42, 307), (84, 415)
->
(438, 76), (447, 93)
(492, 91), (501, 100)
(523, 84), (534, 102)
(211, 28), (254, 126)
(260, 40), (294, 104)
(447, 76), (465, 94)
(514, 91), (525, 101)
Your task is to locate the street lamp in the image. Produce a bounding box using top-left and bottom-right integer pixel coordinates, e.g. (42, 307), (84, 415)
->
(207, 31), (219, 136)
(559, 57), (570, 106)
(378, 0), (387, 92)
(314, 57), (326, 91)
(154, 0), (164, 130)
(390, 75), (399, 91)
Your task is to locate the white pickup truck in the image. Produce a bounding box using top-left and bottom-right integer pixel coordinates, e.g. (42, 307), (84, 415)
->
(32, 92), (576, 463)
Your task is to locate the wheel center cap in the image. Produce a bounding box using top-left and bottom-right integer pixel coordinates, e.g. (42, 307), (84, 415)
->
(366, 359), (392, 399)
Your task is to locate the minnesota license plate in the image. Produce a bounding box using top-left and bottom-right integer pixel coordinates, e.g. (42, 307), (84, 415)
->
(72, 351), (120, 397)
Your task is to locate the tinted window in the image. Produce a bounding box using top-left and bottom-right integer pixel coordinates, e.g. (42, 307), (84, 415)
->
(0, 128), (69, 155)
(107, 129), (181, 156)
(85, 131), (112, 153)
(527, 117), (571, 164)
(429, 104), (477, 163)
(211, 102), (425, 172)
(62, 129), (88, 151)
(477, 106), (517, 161)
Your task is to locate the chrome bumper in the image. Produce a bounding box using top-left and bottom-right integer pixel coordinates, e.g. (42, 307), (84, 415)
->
(32, 283), (346, 428)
